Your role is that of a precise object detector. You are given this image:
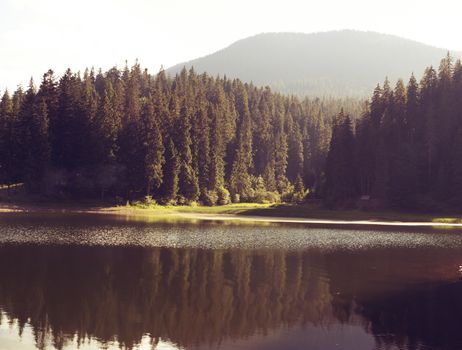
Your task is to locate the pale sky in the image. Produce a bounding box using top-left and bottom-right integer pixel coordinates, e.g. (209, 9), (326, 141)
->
(1, 0), (461, 91)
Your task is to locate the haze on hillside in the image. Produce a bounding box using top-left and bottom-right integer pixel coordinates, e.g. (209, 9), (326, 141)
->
(1, 0), (462, 92)
(168, 31), (460, 97)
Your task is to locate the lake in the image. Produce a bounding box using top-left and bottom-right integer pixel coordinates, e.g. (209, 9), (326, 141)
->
(1, 213), (462, 350)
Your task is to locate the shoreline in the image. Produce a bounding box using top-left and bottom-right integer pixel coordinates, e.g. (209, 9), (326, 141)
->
(174, 212), (462, 227)
(1, 202), (462, 228)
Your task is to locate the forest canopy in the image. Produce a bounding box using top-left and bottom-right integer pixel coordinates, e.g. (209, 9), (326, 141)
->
(324, 54), (462, 211)
(2, 55), (461, 210)
(0, 64), (363, 205)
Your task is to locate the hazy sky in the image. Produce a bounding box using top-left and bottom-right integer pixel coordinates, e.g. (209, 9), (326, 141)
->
(1, 0), (461, 91)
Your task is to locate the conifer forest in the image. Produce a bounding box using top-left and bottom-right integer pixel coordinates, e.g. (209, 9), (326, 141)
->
(0, 64), (362, 205)
(325, 54), (462, 210)
(1, 55), (461, 210)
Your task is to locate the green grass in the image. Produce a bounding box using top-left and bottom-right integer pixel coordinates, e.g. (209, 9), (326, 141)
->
(238, 203), (462, 223)
(124, 202), (272, 214)
(431, 217), (462, 224)
(3, 193), (462, 224)
(122, 202), (462, 223)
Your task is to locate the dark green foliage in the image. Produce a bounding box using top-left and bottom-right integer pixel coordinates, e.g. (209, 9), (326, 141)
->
(324, 111), (357, 206)
(0, 91), (14, 185)
(0, 63), (364, 204)
(160, 139), (180, 203)
(273, 97), (289, 193)
(292, 175), (306, 204)
(24, 96), (50, 192)
(229, 83), (253, 201)
(176, 102), (200, 203)
(141, 98), (165, 196)
(325, 54), (462, 210)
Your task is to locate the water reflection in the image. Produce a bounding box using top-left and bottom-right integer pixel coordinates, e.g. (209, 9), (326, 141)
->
(0, 243), (462, 350)
(2, 212), (462, 250)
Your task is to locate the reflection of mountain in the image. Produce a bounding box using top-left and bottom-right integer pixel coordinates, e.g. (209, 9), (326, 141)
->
(0, 246), (461, 350)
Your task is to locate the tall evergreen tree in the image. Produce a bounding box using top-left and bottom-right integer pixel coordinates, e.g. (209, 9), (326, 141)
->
(229, 83), (253, 201)
(0, 90), (15, 185)
(176, 102), (199, 202)
(324, 110), (357, 206)
(160, 139), (180, 202)
(25, 96), (50, 192)
(141, 98), (165, 196)
(0, 62), (368, 205)
(273, 98), (289, 192)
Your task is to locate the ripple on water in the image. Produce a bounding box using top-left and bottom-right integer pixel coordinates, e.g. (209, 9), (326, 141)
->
(0, 213), (462, 251)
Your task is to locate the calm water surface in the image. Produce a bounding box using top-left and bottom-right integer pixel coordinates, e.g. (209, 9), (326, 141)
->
(1, 213), (462, 350)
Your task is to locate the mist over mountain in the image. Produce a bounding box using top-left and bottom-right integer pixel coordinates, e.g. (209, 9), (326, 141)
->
(167, 30), (460, 97)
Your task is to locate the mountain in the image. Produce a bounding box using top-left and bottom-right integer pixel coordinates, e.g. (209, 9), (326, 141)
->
(167, 30), (460, 97)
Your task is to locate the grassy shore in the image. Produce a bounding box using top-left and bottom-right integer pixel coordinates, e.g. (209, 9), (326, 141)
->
(1, 199), (462, 225)
(117, 202), (462, 224)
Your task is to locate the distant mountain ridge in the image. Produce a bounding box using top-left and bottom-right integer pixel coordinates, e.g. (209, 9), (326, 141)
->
(167, 30), (460, 97)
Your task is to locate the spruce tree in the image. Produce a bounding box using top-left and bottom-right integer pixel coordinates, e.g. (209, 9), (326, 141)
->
(141, 98), (165, 197)
(324, 110), (357, 206)
(0, 91), (14, 185)
(177, 102), (199, 202)
(26, 96), (50, 192)
(273, 98), (288, 193)
(229, 83), (253, 201)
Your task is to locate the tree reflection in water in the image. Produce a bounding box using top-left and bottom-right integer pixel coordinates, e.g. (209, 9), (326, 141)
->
(0, 245), (461, 350)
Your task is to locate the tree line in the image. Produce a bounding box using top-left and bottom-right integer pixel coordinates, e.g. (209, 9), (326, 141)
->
(325, 54), (462, 210)
(0, 64), (363, 204)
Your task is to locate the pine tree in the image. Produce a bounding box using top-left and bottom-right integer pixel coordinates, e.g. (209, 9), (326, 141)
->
(406, 74), (419, 142)
(17, 79), (37, 179)
(324, 110), (357, 206)
(176, 102), (199, 202)
(194, 89), (211, 200)
(25, 96), (50, 192)
(387, 79), (416, 207)
(95, 80), (120, 164)
(141, 97), (165, 197)
(273, 98), (289, 193)
(81, 68), (99, 165)
(420, 67), (438, 191)
(229, 83), (253, 201)
(287, 106), (304, 182)
(118, 63), (145, 197)
(0, 90), (14, 185)
(257, 90), (276, 191)
(208, 104), (225, 191)
(161, 139), (180, 202)
(0, 62), (371, 204)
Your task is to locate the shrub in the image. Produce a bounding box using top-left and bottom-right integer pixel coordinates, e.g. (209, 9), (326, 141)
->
(281, 183), (295, 203)
(176, 195), (188, 205)
(292, 189), (308, 204)
(143, 195), (157, 206)
(158, 197), (177, 206)
(252, 190), (281, 204)
(201, 190), (218, 206)
(232, 193), (241, 203)
(217, 187), (231, 205)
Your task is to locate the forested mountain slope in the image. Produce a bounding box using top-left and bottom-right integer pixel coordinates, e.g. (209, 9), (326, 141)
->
(168, 31), (459, 97)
